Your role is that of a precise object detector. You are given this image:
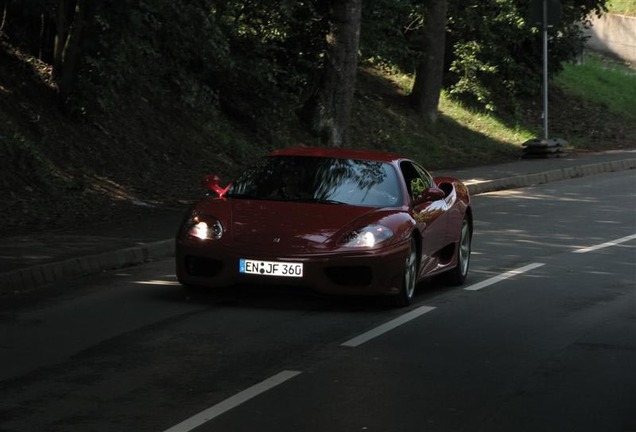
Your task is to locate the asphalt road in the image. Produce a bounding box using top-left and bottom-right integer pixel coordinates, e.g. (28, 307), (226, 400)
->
(0, 170), (634, 432)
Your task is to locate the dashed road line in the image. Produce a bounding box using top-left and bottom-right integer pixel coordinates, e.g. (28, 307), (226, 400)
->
(161, 236), (633, 431)
(573, 233), (636, 254)
(163, 370), (301, 432)
(341, 305), (436, 348)
(463, 262), (546, 292)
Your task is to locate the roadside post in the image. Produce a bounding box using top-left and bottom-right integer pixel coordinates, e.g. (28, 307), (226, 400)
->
(523, 0), (568, 158)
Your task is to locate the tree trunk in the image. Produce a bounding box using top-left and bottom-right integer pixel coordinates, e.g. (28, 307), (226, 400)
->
(410, 0), (448, 123)
(0, 2), (7, 34)
(304, 0), (362, 147)
(53, 0), (90, 99)
(53, 0), (69, 73)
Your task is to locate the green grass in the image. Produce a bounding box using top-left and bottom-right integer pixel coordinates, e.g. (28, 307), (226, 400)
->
(439, 95), (535, 144)
(355, 51), (635, 170)
(608, 0), (636, 15)
(352, 69), (528, 170)
(554, 53), (636, 123)
(373, 48), (636, 163)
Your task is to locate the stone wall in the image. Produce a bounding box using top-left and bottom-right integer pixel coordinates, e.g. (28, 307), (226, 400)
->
(585, 13), (636, 65)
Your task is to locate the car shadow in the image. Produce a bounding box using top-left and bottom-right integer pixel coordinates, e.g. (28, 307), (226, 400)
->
(154, 278), (455, 313)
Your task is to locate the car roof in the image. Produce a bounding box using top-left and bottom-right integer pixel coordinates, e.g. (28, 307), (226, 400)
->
(268, 146), (405, 163)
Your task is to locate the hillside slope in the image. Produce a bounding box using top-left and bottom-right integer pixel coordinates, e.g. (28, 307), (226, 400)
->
(1, 42), (634, 237)
(0, 42), (249, 236)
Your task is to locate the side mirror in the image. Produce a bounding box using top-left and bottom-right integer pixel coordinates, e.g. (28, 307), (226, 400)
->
(202, 175), (231, 198)
(413, 187), (445, 205)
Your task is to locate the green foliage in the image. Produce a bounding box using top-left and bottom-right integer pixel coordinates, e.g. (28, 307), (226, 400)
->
(74, 0), (329, 135)
(209, 0), (327, 125)
(360, 0), (419, 71)
(0, 0), (613, 127)
(78, 0), (229, 113)
(358, 0), (609, 112)
(446, 1), (530, 111)
(448, 41), (499, 111)
(445, 0), (608, 111)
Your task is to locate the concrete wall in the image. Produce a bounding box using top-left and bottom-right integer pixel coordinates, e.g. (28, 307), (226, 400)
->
(585, 13), (636, 65)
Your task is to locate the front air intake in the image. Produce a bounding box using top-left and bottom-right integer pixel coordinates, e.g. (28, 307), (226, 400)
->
(324, 266), (372, 287)
(185, 256), (223, 277)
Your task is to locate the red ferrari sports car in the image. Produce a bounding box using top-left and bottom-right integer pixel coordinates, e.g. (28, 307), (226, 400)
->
(176, 146), (472, 306)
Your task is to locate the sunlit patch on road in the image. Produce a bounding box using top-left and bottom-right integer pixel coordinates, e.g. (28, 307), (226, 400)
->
(133, 279), (180, 286)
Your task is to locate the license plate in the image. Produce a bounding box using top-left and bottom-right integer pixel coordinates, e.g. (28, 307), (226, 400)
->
(239, 259), (304, 277)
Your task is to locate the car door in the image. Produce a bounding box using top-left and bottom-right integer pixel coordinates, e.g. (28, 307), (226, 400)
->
(400, 161), (449, 272)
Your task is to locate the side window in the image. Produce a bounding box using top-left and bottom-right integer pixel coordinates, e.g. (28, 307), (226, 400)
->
(400, 161), (434, 201)
(414, 164), (434, 190)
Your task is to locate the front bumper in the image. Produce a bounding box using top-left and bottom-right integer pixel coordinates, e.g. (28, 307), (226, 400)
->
(175, 240), (410, 297)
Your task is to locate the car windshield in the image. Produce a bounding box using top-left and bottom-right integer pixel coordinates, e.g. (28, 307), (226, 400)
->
(227, 156), (402, 207)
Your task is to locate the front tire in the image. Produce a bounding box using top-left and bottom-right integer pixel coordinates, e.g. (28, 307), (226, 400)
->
(394, 238), (418, 307)
(445, 216), (472, 285)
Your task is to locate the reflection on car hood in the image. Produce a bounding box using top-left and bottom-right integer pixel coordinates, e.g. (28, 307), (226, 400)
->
(228, 199), (374, 250)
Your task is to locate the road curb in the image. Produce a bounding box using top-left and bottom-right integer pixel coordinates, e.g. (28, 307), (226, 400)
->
(0, 239), (174, 296)
(466, 158), (636, 195)
(1, 157), (634, 296)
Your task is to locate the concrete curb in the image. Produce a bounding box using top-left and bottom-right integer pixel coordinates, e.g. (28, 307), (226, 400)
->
(1, 157), (634, 295)
(466, 158), (636, 195)
(0, 239), (174, 295)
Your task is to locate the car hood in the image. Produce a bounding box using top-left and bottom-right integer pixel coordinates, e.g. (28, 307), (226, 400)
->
(194, 198), (393, 251)
(229, 199), (377, 250)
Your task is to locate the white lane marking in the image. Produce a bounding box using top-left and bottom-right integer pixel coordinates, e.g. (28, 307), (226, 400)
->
(341, 305), (436, 348)
(162, 370), (301, 432)
(463, 263), (545, 292)
(573, 233), (636, 254)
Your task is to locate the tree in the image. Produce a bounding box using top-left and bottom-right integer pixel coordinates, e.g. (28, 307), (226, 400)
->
(359, 0), (418, 71)
(445, 0), (608, 111)
(52, 0), (93, 100)
(303, 0), (362, 147)
(410, 0), (448, 123)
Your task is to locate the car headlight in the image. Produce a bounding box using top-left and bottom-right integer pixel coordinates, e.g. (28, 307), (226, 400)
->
(186, 215), (223, 240)
(341, 224), (394, 248)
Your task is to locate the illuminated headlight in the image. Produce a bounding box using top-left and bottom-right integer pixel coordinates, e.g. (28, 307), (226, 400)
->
(342, 224), (393, 248)
(187, 216), (223, 240)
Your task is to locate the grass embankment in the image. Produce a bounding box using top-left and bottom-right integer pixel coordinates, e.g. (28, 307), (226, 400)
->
(375, 51), (636, 169)
(555, 54), (636, 124)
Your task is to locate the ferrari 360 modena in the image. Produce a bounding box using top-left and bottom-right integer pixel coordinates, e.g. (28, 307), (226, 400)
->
(176, 146), (472, 306)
